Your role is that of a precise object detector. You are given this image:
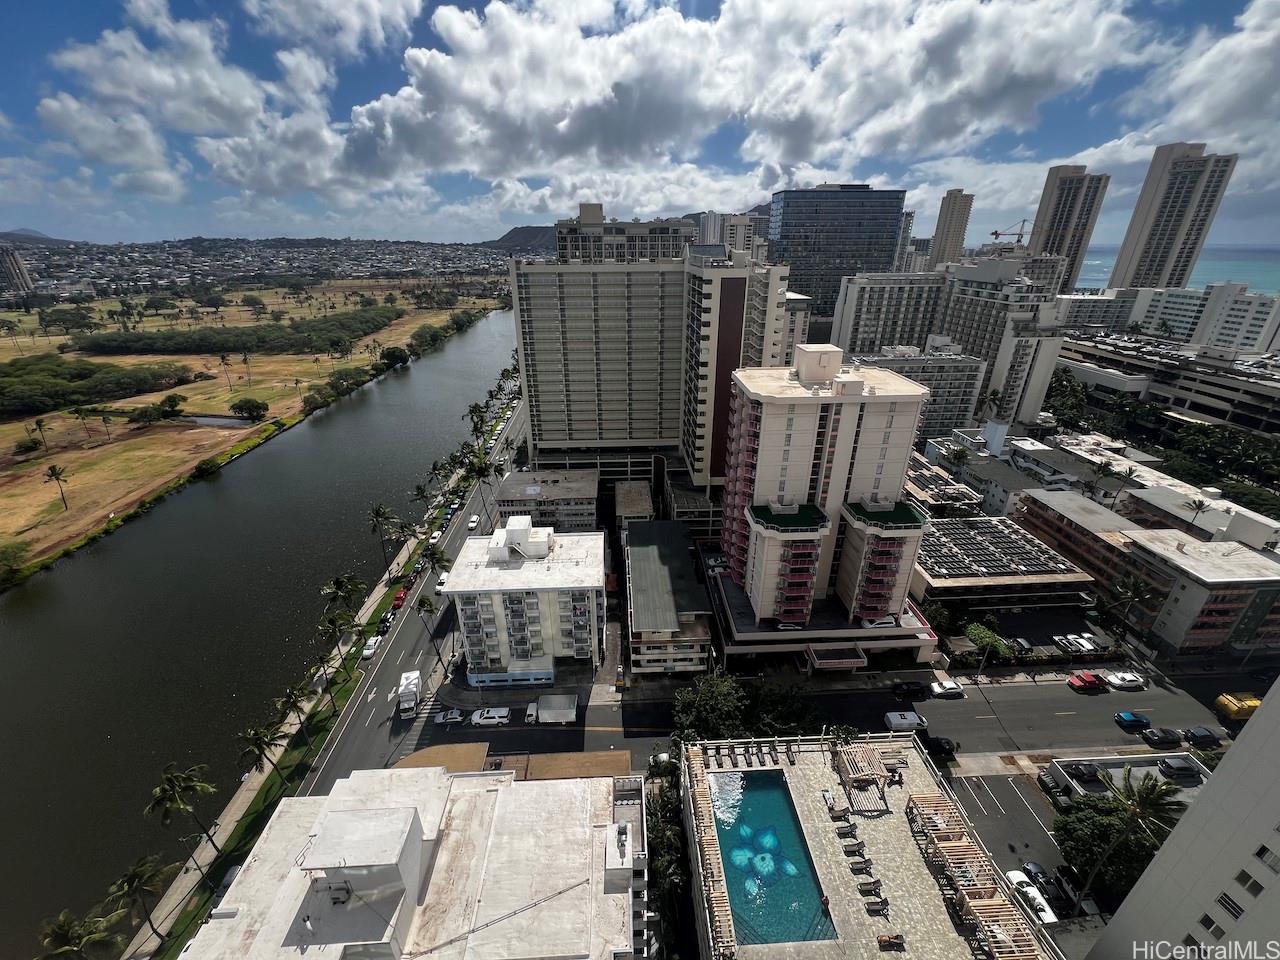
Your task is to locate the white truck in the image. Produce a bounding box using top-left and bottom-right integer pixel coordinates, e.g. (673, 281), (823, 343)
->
(397, 671), (422, 720)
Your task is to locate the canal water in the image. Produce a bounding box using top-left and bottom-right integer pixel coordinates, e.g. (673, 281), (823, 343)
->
(0, 310), (514, 956)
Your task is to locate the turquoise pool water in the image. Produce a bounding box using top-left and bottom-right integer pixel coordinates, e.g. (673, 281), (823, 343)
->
(708, 770), (836, 945)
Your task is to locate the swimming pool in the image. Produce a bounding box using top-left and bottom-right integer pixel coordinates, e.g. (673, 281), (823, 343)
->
(708, 769), (836, 945)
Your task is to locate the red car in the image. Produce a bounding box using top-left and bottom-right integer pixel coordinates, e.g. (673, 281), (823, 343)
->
(1067, 671), (1105, 693)
(391, 588), (408, 610)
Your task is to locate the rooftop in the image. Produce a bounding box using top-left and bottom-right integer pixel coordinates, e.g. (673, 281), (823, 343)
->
(960, 456), (1044, 492)
(1022, 489), (1140, 537)
(734, 362), (930, 403)
(916, 518), (1090, 586)
(186, 767), (642, 960)
(496, 468), (599, 503)
(626, 521), (711, 634)
(843, 500), (928, 529)
(1124, 529), (1280, 584)
(615, 479), (655, 519)
(444, 524), (605, 594)
(748, 502), (831, 532)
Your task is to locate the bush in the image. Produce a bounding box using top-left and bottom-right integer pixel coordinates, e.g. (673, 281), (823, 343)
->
(302, 384), (336, 413)
(191, 458), (221, 479)
(229, 397), (270, 422)
(69, 307), (402, 356)
(12, 435), (41, 455)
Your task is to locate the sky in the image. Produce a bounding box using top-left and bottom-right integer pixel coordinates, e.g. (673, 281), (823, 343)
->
(0, 0), (1277, 245)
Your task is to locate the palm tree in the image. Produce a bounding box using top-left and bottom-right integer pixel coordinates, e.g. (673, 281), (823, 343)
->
(241, 351), (253, 386)
(107, 855), (175, 943)
(983, 388), (1003, 421)
(313, 657), (340, 714)
(1108, 573), (1155, 634)
(319, 573), (368, 612)
(218, 353), (233, 390)
(1076, 765), (1186, 913)
(33, 416), (49, 449)
(423, 544), (451, 576)
(239, 723), (290, 783)
(946, 445), (971, 471)
(369, 503), (398, 567)
(410, 483), (433, 507)
(100, 415), (112, 441)
(1183, 497), (1211, 529)
(36, 905), (127, 959)
(44, 464), (70, 510)
(144, 762), (221, 854)
(71, 406), (93, 440)
(274, 681), (314, 748)
(319, 611), (357, 680)
(415, 595), (445, 668)
(1112, 465), (1140, 504)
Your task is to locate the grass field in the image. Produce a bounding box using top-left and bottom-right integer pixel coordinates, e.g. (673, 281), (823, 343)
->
(0, 281), (497, 572)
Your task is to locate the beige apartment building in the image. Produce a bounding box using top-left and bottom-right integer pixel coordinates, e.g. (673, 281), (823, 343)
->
(928, 188), (973, 269)
(1028, 164), (1109, 293)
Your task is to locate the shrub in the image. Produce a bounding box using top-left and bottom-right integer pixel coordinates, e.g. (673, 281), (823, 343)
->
(191, 458), (221, 479)
(12, 435), (41, 455)
(229, 397), (269, 422)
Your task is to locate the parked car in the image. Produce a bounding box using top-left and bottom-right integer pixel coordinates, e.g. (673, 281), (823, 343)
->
(930, 680), (966, 699)
(1158, 756), (1201, 779)
(1010, 636), (1034, 656)
(1182, 726), (1222, 748)
(1067, 671), (1106, 693)
(375, 620), (392, 636)
(892, 680), (930, 699)
(861, 616), (897, 629)
(922, 734), (957, 759)
(525, 702), (539, 724)
(470, 707), (511, 726)
(379, 610), (396, 627)
(1103, 670), (1146, 690)
(1140, 726), (1182, 749)
(434, 709), (465, 726)
(1056, 865), (1101, 916)
(468, 514), (481, 531)
(391, 588), (408, 609)
(1066, 633), (1096, 652)
(361, 636), (382, 660)
(1021, 861), (1059, 903)
(429, 530), (443, 546)
(1052, 634), (1082, 653)
(776, 622), (803, 631)
(1005, 870), (1057, 924)
(1061, 761), (1103, 782)
(1114, 710), (1151, 731)
(435, 573), (448, 595)
(884, 711), (928, 732)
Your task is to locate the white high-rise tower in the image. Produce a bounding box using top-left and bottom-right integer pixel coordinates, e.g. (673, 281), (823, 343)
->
(1028, 164), (1109, 293)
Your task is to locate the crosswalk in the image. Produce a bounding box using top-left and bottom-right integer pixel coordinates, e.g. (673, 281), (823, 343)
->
(392, 693), (444, 764)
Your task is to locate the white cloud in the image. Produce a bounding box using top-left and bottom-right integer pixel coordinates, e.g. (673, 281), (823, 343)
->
(37, 93), (168, 169)
(243, 0), (424, 58)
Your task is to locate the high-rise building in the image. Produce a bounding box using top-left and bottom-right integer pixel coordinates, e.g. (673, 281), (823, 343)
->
(767, 184), (908, 316)
(893, 210), (915, 270)
(0, 244), (34, 294)
(832, 258), (1062, 424)
(1087, 688), (1280, 956)
(680, 244), (791, 487)
(1028, 164), (1109, 293)
(927, 188), (974, 269)
(720, 344), (929, 627)
(514, 205), (689, 466)
(1110, 142), (1237, 289)
(781, 291), (811, 364)
(443, 517), (606, 686)
(555, 201), (695, 262)
(720, 215), (754, 252)
(847, 338), (987, 441)
(696, 210), (726, 244)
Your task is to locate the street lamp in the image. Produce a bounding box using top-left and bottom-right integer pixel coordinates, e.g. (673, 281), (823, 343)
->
(179, 833), (211, 885)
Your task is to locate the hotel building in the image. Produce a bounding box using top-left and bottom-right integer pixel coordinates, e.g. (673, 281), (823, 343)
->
(927, 188), (973, 269)
(1027, 164), (1109, 293)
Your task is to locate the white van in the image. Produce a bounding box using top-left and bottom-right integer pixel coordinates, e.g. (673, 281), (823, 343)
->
(883, 711), (928, 732)
(435, 572), (449, 595)
(1006, 870), (1058, 924)
(470, 707), (511, 726)
(525, 702), (539, 724)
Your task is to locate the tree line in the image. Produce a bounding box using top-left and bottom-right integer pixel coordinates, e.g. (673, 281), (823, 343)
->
(0, 355), (195, 418)
(67, 307), (403, 356)
(408, 308), (490, 355)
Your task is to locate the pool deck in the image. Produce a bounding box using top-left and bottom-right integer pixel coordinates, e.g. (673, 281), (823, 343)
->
(703, 744), (975, 960)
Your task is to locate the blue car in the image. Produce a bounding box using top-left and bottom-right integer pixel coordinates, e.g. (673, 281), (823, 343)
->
(1114, 711), (1151, 730)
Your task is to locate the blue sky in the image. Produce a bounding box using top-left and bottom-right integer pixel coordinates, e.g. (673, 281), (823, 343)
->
(1, 0), (1276, 245)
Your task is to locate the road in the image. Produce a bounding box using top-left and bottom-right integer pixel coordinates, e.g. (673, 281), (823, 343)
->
(303, 404), (522, 796)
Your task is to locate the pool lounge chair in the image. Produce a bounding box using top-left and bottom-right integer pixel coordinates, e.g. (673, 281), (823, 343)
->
(835, 823), (857, 839)
(848, 858), (874, 875)
(858, 879), (882, 897)
(866, 898), (890, 916)
(843, 840), (866, 856)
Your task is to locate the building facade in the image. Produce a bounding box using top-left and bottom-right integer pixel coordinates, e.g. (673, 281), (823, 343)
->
(1028, 164), (1109, 293)
(720, 215), (754, 252)
(720, 345), (929, 626)
(0, 244), (34, 294)
(893, 210), (915, 270)
(444, 517), (606, 686)
(1110, 142), (1238, 289)
(847, 340), (986, 441)
(625, 520), (713, 674)
(494, 469), (598, 532)
(556, 201), (695, 262)
(767, 183), (908, 316)
(1088, 688), (1280, 956)
(928, 188), (973, 269)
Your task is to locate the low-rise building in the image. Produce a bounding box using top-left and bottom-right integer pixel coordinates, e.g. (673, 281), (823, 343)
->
(903, 452), (983, 519)
(624, 521), (713, 674)
(1018, 490), (1280, 658)
(846, 339), (986, 441)
(911, 516), (1094, 611)
(184, 765), (650, 959)
(444, 517), (606, 686)
(495, 468), (598, 532)
(615, 480), (655, 530)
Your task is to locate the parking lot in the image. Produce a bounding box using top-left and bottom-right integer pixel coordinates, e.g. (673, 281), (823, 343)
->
(950, 773), (1062, 875)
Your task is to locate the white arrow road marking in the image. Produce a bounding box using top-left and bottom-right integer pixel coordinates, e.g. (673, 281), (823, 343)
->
(366, 687), (377, 703)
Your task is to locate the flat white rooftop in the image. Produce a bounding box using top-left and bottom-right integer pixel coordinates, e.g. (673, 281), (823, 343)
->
(1125, 529), (1280, 583)
(734, 364), (930, 402)
(444, 529), (605, 594)
(185, 767), (636, 960)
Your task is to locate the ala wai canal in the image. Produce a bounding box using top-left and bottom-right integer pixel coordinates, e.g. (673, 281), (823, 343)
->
(0, 310), (513, 956)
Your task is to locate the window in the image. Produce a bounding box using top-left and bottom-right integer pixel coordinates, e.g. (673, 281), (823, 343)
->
(1198, 915), (1224, 940)
(1256, 844), (1280, 874)
(1236, 870), (1265, 897)
(1216, 893), (1244, 921)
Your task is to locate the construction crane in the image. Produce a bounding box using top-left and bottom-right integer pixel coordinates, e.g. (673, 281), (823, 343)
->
(990, 218), (1033, 244)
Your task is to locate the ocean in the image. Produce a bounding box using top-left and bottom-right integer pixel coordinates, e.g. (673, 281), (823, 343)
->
(1076, 245), (1280, 293)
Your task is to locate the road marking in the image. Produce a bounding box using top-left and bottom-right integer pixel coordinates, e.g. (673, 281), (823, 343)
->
(974, 714), (998, 720)
(980, 778), (1006, 815)
(1054, 711), (1077, 716)
(962, 778), (988, 816)
(416, 651), (424, 665)
(1008, 777), (1060, 849)
(397, 649), (406, 665)
(364, 711), (375, 727)
(366, 687), (377, 703)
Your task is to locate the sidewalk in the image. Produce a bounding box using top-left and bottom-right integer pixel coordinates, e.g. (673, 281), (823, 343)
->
(947, 743), (1164, 778)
